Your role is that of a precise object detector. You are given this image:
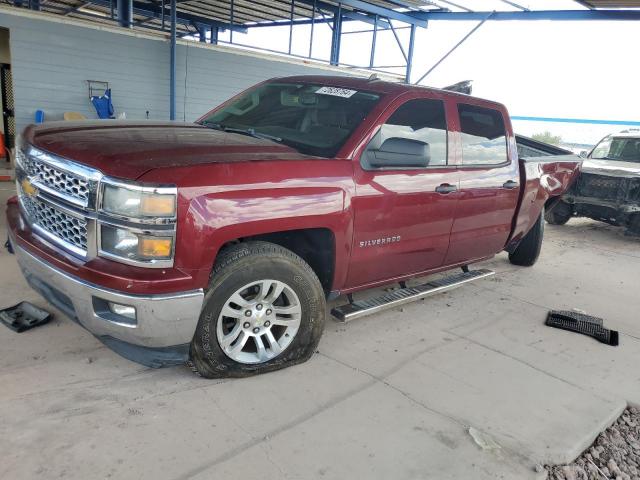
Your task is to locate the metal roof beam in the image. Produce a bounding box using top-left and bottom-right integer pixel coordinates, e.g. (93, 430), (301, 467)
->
(330, 0), (427, 26)
(414, 9), (640, 20)
(89, 0), (248, 31)
(291, 0), (391, 28)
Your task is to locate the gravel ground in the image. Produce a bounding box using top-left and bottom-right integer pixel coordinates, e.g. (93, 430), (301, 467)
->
(546, 407), (640, 480)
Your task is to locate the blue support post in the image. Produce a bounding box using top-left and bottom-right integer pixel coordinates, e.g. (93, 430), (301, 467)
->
(170, 0), (176, 120)
(330, 4), (342, 66)
(117, 0), (133, 27)
(369, 14), (378, 69)
(229, 0), (235, 44)
(198, 24), (208, 42)
(30, 0), (40, 11)
(288, 0), (295, 55)
(308, 0), (316, 58)
(210, 25), (218, 44)
(404, 24), (415, 83)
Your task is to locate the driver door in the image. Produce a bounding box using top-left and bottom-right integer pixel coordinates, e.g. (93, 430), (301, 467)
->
(346, 95), (460, 289)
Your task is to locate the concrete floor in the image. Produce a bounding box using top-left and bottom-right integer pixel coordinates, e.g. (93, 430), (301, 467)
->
(1, 182), (639, 480)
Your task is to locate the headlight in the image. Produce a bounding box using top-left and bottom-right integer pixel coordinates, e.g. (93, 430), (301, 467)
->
(99, 179), (177, 267)
(100, 225), (174, 262)
(101, 182), (176, 219)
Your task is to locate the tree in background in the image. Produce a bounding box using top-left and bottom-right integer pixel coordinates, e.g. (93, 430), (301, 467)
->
(532, 131), (562, 145)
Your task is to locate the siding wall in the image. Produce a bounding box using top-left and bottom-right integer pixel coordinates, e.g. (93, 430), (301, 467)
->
(0, 8), (359, 134)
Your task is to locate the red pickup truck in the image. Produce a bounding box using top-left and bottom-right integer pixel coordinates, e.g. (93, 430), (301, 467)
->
(6, 75), (580, 377)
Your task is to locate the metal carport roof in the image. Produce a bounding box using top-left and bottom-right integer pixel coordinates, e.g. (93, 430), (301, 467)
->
(2, 0), (639, 118)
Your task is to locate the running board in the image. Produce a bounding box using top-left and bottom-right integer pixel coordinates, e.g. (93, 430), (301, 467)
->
(331, 269), (495, 322)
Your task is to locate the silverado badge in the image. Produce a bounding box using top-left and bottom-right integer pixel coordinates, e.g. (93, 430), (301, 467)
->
(21, 178), (38, 198)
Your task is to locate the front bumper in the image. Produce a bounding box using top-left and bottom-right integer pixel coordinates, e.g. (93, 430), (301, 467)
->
(10, 240), (204, 367)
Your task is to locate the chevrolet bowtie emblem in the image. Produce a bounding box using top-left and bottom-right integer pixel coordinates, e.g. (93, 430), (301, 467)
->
(21, 178), (38, 198)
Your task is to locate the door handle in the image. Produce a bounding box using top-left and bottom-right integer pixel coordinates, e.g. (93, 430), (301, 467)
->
(435, 183), (457, 194)
(503, 180), (519, 189)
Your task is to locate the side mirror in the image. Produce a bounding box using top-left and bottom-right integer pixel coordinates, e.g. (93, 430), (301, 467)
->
(579, 151), (588, 159)
(369, 137), (431, 168)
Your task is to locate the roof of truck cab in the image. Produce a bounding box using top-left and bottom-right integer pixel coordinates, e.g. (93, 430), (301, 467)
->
(275, 75), (506, 108)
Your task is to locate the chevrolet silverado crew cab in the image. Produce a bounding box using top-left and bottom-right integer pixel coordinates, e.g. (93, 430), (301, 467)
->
(544, 129), (640, 235)
(6, 76), (581, 378)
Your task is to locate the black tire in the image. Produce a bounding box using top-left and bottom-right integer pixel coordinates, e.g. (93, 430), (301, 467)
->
(190, 241), (326, 378)
(509, 210), (545, 267)
(624, 214), (640, 237)
(544, 200), (572, 225)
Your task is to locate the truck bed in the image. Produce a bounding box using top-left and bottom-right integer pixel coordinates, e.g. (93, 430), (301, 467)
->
(507, 135), (582, 249)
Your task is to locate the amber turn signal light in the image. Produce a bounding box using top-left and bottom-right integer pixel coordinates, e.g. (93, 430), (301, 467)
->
(138, 237), (173, 258)
(141, 195), (175, 216)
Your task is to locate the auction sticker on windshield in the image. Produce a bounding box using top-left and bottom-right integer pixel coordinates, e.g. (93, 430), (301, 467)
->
(315, 86), (358, 98)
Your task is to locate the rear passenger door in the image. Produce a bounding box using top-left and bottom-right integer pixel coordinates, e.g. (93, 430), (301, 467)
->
(443, 102), (520, 266)
(347, 95), (460, 289)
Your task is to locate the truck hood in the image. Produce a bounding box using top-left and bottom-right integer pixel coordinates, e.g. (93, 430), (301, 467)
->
(23, 121), (313, 180)
(582, 159), (640, 178)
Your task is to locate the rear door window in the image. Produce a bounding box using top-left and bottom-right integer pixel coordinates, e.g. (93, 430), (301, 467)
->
(458, 104), (508, 166)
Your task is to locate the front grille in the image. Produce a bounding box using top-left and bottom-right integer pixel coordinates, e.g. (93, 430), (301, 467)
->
(19, 187), (88, 252)
(18, 150), (90, 203)
(576, 173), (622, 201)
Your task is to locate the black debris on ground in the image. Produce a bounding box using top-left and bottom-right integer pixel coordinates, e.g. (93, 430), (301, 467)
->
(546, 407), (640, 480)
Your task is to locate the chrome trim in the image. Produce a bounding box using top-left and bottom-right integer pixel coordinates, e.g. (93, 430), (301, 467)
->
(13, 243), (204, 348)
(28, 146), (103, 182)
(16, 144), (178, 268)
(99, 176), (178, 225)
(97, 222), (176, 269)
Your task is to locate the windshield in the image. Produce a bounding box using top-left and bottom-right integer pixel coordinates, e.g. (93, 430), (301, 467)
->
(590, 135), (640, 163)
(199, 82), (381, 157)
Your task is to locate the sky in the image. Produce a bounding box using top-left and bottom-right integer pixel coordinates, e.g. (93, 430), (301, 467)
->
(212, 0), (640, 147)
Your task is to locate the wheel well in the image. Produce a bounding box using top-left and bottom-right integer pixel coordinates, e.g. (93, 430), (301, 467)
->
(219, 228), (336, 295)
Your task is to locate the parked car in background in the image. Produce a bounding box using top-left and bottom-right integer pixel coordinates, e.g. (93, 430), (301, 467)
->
(7, 76), (581, 377)
(545, 129), (640, 235)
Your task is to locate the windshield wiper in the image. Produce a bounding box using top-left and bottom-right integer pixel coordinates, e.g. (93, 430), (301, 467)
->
(198, 121), (282, 143)
(222, 127), (282, 143)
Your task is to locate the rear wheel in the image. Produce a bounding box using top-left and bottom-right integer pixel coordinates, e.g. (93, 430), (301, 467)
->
(190, 241), (326, 378)
(509, 210), (545, 267)
(544, 200), (572, 225)
(625, 214), (640, 237)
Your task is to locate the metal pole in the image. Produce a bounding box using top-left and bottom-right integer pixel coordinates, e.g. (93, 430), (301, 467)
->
(170, 0), (176, 120)
(116, 0), (133, 27)
(308, 0), (316, 58)
(389, 21), (408, 62)
(330, 3), (342, 65)
(288, 0), (295, 55)
(211, 26), (218, 44)
(161, 0), (165, 30)
(414, 11), (493, 84)
(229, 0), (234, 44)
(369, 14), (377, 69)
(404, 24), (415, 83)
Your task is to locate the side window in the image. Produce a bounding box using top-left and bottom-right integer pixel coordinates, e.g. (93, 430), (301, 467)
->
(363, 98), (448, 169)
(458, 104), (508, 166)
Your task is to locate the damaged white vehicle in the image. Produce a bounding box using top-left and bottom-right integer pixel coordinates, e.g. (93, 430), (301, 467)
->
(545, 129), (640, 235)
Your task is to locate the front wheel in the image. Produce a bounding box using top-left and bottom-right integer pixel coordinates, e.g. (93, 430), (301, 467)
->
(509, 210), (545, 267)
(190, 241), (326, 378)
